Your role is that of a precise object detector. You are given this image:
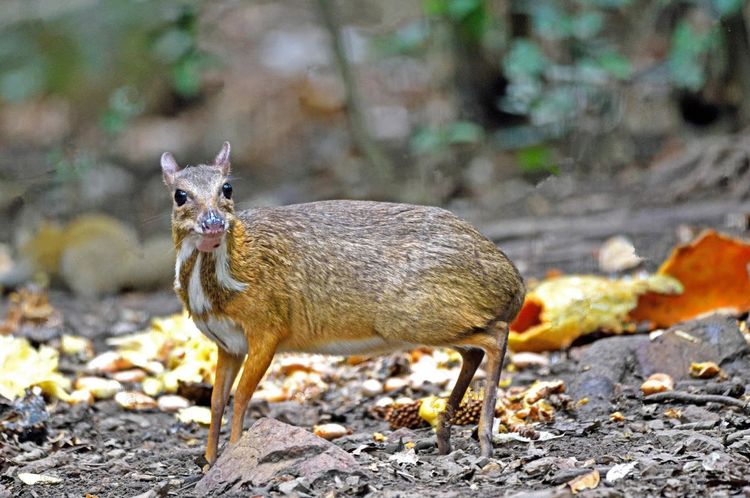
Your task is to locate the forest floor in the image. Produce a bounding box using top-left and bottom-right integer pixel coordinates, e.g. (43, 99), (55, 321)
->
(3, 150), (750, 497)
(1, 289), (749, 498)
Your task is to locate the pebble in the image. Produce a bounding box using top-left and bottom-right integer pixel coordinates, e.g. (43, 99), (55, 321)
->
(114, 391), (158, 410)
(157, 395), (190, 413)
(313, 423), (350, 441)
(362, 379), (384, 397)
(384, 377), (408, 392)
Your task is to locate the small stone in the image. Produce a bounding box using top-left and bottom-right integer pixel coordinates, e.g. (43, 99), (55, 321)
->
(157, 395), (190, 413)
(106, 448), (126, 458)
(384, 377), (408, 392)
(114, 391), (157, 411)
(361, 379), (383, 397)
(313, 423), (350, 441)
(112, 369), (147, 383)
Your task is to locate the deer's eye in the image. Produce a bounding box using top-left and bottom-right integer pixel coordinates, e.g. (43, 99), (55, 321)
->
(222, 183), (233, 199)
(174, 189), (188, 206)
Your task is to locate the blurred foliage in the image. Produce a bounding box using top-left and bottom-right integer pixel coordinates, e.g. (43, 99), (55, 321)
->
(383, 0), (747, 165)
(0, 0), (211, 134)
(410, 121), (485, 155)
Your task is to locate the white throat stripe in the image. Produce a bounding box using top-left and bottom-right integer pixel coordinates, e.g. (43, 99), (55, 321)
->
(188, 253), (211, 313)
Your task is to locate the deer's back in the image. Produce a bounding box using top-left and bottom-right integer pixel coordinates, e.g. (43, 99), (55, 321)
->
(237, 201), (524, 347)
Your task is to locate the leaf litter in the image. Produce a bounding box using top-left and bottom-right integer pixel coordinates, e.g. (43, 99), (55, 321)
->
(1, 230), (750, 496)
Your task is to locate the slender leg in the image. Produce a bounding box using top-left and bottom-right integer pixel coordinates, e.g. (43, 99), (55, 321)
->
(478, 321), (509, 458)
(206, 348), (244, 466)
(229, 335), (279, 443)
(436, 348), (484, 455)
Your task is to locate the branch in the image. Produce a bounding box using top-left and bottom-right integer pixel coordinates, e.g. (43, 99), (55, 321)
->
(644, 391), (750, 414)
(316, 0), (393, 179)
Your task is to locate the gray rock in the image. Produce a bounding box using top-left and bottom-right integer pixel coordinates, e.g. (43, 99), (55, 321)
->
(680, 405), (721, 424)
(634, 315), (749, 379)
(195, 418), (362, 494)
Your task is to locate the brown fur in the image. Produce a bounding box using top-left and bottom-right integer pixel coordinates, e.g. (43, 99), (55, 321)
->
(161, 143), (525, 466)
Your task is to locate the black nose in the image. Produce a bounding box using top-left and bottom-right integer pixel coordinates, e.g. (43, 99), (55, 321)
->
(201, 211), (226, 234)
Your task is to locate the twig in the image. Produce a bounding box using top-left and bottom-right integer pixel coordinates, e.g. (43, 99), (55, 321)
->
(644, 391), (750, 413)
(316, 0), (393, 179)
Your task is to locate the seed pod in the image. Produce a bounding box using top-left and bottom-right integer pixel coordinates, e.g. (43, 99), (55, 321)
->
(386, 400), (426, 429)
(452, 398), (483, 426)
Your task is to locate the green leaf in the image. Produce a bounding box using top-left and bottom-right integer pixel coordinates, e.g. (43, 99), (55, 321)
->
(446, 0), (483, 19)
(712, 0), (743, 17)
(503, 39), (548, 80)
(446, 121), (484, 144)
(410, 127), (445, 155)
(576, 0), (631, 8)
(596, 52), (632, 79)
(0, 66), (44, 102)
(152, 28), (193, 63)
(668, 21), (720, 90)
(571, 11), (604, 40)
(516, 145), (559, 175)
(171, 55), (202, 97)
(530, 4), (571, 40)
(423, 0), (448, 16)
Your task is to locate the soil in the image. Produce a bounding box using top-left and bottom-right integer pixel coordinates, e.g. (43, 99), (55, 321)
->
(2, 155), (750, 497)
(1, 286), (750, 498)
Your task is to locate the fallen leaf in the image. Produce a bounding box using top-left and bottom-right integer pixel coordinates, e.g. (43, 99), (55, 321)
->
(176, 406), (213, 426)
(631, 230), (750, 327)
(689, 361), (721, 379)
(388, 449), (419, 465)
(0, 336), (71, 401)
(605, 462), (636, 483)
(598, 236), (642, 273)
(609, 411), (625, 422)
(509, 275), (682, 352)
(18, 472), (63, 485)
(568, 469), (600, 494)
(640, 373), (674, 395)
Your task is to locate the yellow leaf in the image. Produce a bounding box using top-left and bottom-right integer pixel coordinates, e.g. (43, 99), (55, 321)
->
(509, 275), (681, 352)
(568, 469), (600, 494)
(177, 406), (214, 426)
(0, 336), (70, 401)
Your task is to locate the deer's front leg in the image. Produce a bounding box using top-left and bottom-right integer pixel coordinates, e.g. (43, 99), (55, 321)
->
(229, 333), (279, 444)
(205, 347), (243, 466)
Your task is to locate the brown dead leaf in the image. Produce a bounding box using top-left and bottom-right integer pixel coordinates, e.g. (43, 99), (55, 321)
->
(0, 288), (57, 334)
(568, 469), (600, 494)
(631, 230), (750, 328)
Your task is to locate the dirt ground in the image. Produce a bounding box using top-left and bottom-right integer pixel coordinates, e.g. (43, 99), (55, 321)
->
(2, 287), (750, 498)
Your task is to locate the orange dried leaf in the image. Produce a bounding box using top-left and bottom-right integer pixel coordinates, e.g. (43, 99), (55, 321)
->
(689, 361), (721, 379)
(641, 373), (674, 395)
(568, 469), (600, 494)
(631, 230), (750, 328)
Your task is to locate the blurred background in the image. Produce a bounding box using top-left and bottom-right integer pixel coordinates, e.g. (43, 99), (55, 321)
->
(0, 0), (749, 287)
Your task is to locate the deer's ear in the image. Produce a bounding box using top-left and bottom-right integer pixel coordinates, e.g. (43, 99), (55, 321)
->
(161, 152), (180, 187)
(213, 141), (231, 175)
